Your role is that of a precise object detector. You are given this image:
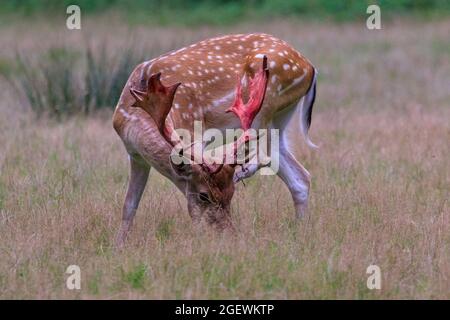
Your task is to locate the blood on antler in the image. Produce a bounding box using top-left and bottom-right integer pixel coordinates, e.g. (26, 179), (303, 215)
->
(225, 55), (269, 164)
(227, 55), (269, 134)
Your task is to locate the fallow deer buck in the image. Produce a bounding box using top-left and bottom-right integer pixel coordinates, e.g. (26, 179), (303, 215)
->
(113, 33), (317, 245)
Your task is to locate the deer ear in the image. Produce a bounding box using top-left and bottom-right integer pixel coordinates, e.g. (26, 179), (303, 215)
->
(130, 87), (147, 103)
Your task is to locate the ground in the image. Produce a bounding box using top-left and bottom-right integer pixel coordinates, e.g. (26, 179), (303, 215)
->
(0, 18), (449, 299)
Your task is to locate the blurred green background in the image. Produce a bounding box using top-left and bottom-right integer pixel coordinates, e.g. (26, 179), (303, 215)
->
(1, 0), (450, 25)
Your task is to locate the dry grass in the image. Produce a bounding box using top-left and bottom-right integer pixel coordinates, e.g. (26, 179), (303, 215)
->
(0, 18), (449, 299)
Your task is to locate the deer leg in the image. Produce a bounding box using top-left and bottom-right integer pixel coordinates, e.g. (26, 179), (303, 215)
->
(276, 140), (311, 219)
(233, 162), (258, 183)
(115, 154), (150, 247)
(232, 129), (272, 183)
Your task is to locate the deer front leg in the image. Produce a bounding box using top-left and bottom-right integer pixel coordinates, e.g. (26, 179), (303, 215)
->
(115, 154), (150, 247)
(233, 162), (272, 183)
(233, 163), (258, 183)
(233, 143), (272, 183)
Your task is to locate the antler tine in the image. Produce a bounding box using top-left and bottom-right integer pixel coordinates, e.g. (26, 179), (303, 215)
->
(147, 72), (181, 144)
(129, 63), (154, 102)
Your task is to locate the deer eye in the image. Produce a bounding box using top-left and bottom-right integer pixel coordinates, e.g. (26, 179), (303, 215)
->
(198, 192), (211, 203)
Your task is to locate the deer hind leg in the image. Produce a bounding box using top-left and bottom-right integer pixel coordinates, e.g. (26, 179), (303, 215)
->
(115, 154), (150, 247)
(277, 140), (311, 219)
(272, 102), (311, 219)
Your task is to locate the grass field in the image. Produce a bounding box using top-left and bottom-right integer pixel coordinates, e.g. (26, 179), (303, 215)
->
(0, 18), (449, 299)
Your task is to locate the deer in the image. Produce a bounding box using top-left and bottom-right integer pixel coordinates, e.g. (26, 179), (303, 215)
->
(112, 33), (317, 246)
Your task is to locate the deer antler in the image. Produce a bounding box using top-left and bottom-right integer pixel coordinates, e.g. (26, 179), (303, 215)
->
(225, 55), (269, 165)
(129, 56), (268, 175)
(130, 71), (223, 174)
(130, 72), (181, 144)
(227, 56), (269, 133)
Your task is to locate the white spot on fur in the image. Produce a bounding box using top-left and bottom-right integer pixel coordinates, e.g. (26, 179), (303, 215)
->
(271, 75), (277, 84)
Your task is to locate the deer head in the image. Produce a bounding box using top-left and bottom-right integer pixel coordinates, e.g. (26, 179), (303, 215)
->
(130, 56), (269, 229)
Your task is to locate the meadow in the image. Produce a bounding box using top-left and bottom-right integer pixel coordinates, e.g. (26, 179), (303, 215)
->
(0, 17), (449, 299)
